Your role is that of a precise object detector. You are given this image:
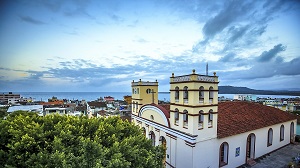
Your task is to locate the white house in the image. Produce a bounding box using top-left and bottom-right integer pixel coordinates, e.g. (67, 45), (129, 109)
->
(87, 101), (107, 117)
(7, 105), (43, 114)
(131, 70), (297, 168)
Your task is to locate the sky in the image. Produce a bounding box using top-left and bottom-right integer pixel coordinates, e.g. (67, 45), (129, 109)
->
(0, 0), (300, 92)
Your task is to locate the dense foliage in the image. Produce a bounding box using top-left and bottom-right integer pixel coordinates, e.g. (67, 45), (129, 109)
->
(0, 111), (164, 168)
(0, 107), (8, 118)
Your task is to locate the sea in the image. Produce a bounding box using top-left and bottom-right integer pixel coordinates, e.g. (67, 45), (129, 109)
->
(18, 92), (300, 135)
(19, 92), (171, 102)
(19, 92), (300, 102)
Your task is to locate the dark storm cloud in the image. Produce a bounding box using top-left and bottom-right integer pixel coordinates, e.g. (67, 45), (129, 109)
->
(219, 56), (300, 80)
(202, 1), (252, 39)
(193, 0), (292, 53)
(19, 15), (45, 25)
(257, 44), (286, 62)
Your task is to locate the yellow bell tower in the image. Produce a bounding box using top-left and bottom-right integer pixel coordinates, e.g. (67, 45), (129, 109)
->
(131, 79), (158, 115)
(169, 69), (219, 138)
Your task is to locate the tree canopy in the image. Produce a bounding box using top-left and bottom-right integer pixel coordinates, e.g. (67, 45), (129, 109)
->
(0, 111), (164, 168)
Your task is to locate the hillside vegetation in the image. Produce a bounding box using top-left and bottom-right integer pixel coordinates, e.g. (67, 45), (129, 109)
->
(219, 86), (300, 96)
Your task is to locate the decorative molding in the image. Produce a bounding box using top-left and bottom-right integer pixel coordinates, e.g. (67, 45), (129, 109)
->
(185, 140), (196, 147)
(170, 89), (218, 91)
(197, 75), (215, 82)
(172, 75), (191, 82)
(166, 133), (177, 140)
(132, 82), (158, 86)
(170, 103), (218, 108)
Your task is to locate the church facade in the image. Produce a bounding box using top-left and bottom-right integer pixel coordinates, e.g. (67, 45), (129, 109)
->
(131, 70), (297, 168)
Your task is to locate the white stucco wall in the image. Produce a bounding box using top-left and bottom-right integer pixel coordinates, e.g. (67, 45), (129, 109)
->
(218, 120), (296, 168)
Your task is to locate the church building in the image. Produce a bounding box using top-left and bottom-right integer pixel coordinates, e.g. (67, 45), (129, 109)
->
(131, 70), (297, 168)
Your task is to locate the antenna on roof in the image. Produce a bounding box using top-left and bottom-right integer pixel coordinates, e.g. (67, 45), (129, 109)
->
(206, 62), (208, 76)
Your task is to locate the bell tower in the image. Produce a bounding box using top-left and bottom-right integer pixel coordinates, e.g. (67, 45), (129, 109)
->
(131, 79), (158, 115)
(169, 69), (219, 139)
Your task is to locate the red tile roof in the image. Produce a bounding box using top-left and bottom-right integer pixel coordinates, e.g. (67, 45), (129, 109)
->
(217, 101), (296, 138)
(151, 103), (170, 118)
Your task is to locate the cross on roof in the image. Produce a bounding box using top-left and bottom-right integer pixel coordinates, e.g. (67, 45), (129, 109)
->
(151, 89), (156, 104)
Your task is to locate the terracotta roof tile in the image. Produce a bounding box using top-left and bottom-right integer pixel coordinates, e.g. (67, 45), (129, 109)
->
(217, 101), (296, 138)
(151, 103), (170, 118)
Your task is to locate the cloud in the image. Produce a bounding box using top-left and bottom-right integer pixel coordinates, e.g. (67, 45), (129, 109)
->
(110, 14), (124, 23)
(219, 53), (241, 62)
(19, 15), (46, 25)
(202, 1), (252, 39)
(192, 0), (291, 54)
(220, 56), (300, 81)
(227, 25), (249, 43)
(257, 44), (286, 62)
(134, 38), (148, 43)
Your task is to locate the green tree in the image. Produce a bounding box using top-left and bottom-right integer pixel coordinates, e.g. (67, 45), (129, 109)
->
(0, 106), (8, 118)
(0, 111), (164, 168)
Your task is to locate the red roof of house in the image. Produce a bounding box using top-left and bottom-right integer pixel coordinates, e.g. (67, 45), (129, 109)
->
(217, 101), (296, 138)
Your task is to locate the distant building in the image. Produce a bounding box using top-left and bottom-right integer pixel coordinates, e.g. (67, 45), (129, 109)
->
(87, 101), (107, 117)
(131, 70), (296, 168)
(44, 107), (73, 115)
(0, 92), (20, 104)
(234, 94), (256, 101)
(104, 96), (114, 102)
(7, 105), (43, 114)
(123, 95), (132, 105)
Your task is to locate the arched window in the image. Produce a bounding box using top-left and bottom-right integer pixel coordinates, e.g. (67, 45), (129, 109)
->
(280, 125), (284, 141)
(183, 86), (188, 103)
(199, 110), (204, 129)
(219, 142), (229, 167)
(132, 101), (135, 111)
(149, 131), (156, 146)
(175, 86), (179, 102)
(267, 128), (273, 146)
(208, 109), (213, 127)
(199, 86), (204, 103)
(209, 86), (214, 103)
(159, 136), (167, 166)
(141, 127), (146, 136)
(146, 88), (151, 94)
(246, 133), (256, 160)
(174, 108), (179, 125)
(183, 110), (188, 127)
(290, 122), (295, 143)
